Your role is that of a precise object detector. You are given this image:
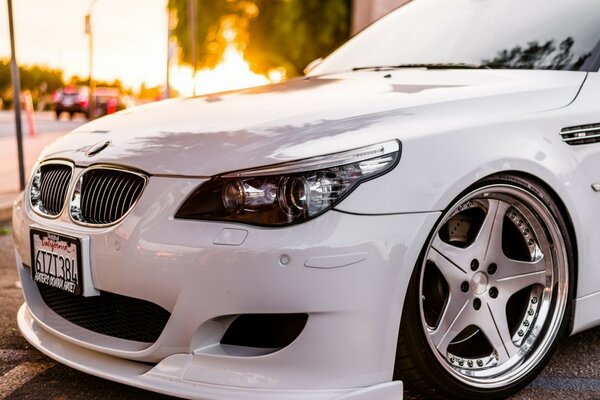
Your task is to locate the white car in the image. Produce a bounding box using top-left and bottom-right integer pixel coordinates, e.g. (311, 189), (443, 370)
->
(12, 0), (600, 398)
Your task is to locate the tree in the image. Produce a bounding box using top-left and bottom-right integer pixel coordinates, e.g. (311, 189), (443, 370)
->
(167, 0), (351, 76)
(0, 60), (63, 94)
(0, 59), (64, 108)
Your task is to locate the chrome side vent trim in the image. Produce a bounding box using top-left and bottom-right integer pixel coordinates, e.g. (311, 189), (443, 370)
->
(70, 167), (147, 227)
(561, 124), (600, 145)
(30, 162), (73, 218)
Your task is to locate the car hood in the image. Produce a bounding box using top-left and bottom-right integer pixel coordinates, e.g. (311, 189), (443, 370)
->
(41, 69), (586, 176)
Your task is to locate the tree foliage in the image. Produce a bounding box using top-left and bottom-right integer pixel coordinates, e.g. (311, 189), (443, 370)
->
(168, 0), (351, 76)
(0, 59), (64, 95)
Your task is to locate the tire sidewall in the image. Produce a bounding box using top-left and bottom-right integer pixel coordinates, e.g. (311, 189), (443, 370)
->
(397, 173), (574, 399)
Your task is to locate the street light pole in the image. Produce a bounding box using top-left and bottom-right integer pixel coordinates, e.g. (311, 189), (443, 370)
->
(188, 0), (197, 96)
(7, 0), (25, 191)
(86, 0), (97, 119)
(166, 9), (173, 99)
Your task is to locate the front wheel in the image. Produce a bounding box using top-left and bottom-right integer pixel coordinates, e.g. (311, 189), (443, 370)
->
(395, 175), (572, 399)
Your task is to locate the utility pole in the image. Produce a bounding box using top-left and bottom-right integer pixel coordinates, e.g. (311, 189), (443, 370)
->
(165, 9), (176, 99)
(188, 0), (197, 96)
(86, 0), (97, 119)
(7, 0), (25, 191)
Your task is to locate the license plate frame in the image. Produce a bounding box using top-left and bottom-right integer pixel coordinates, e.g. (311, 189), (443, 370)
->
(30, 228), (83, 296)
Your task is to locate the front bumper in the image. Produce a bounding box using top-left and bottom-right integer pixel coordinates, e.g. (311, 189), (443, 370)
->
(13, 175), (440, 398)
(18, 303), (402, 400)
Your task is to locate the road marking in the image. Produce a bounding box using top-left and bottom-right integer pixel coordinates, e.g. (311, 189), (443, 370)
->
(0, 361), (55, 398)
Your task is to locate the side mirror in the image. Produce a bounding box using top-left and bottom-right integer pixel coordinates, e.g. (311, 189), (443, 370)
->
(304, 58), (323, 75)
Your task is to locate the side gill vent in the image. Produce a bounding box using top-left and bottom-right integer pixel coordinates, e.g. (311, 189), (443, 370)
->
(561, 123), (600, 145)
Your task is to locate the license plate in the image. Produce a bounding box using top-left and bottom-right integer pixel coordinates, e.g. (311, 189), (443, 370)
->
(30, 229), (83, 295)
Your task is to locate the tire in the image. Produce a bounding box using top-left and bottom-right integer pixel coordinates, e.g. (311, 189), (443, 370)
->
(395, 174), (573, 399)
(69, 112), (75, 120)
(55, 110), (61, 120)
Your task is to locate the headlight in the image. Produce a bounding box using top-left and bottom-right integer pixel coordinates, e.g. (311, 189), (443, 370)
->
(175, 140), (401, 226)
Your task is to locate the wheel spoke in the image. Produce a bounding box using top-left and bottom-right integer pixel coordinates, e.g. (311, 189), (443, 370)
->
(427, 245), (469, 285)
(474, 200), (511, 261)
(428, 294), (472, 356)
(496, 255), (547, 295)
(480, 300), (519, 363)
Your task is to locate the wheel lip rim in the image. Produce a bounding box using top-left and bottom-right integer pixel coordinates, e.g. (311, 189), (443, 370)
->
(418, 183), (569, 389)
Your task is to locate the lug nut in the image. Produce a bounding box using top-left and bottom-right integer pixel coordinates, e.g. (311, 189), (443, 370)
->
(489, 287), (498, 298)
(487, 263), (497, 275)
(477, 360), (484, 367)
(468, 360), (473, 367)
(518, 330), (524, 337)
(531, 297), (538, 304)
(470, 259), (479, 271)
(461, 281), (469, 293)
(473, 298), (481, 310)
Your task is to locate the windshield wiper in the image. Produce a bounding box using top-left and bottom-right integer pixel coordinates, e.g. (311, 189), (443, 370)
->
(353, 63), (492, 71)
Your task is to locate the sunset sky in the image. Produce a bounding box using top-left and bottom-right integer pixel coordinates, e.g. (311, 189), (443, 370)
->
(0, 0), (169, 90)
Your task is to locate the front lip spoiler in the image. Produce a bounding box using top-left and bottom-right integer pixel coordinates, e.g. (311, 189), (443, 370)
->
(17, 303), (404, 400)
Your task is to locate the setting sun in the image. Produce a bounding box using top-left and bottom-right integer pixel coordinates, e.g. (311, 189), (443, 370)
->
(170, 43), (271, 97)
(170, 24), (286, 97)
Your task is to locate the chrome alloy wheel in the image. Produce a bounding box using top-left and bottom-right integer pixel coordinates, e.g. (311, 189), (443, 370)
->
(419, 184), (569, 388)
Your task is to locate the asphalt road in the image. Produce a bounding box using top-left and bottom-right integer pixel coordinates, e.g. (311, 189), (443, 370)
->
(2, 229), (600, 399)
(0, 111), (86, 138)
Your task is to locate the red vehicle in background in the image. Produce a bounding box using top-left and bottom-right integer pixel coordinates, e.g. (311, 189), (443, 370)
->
(52, 86), (130, 120)
(52, 86), (89, 119)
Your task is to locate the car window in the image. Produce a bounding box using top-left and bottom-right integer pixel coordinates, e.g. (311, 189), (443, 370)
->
(312, 0), (600, 74)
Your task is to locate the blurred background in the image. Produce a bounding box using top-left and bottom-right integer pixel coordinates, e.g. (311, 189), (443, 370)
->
(0, 0), (407, 110)
(0, 0), (407, 218)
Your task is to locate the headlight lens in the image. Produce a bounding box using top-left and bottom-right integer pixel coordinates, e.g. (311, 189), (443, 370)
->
(175, 140), (400, 226)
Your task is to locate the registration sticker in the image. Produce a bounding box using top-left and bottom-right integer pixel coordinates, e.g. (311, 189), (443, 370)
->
(30, 228), (83, 295)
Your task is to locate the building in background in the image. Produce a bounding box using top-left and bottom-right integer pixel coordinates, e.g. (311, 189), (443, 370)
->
(352, 0), (410, 34)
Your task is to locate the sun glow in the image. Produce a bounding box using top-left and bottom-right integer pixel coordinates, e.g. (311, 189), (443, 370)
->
(170, 33), (285, 97)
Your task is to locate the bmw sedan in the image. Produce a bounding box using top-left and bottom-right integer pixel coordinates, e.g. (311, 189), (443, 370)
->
(12, 0), (600, 398)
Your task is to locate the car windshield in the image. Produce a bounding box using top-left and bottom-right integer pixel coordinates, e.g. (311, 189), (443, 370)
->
(312, 0), (600, 74)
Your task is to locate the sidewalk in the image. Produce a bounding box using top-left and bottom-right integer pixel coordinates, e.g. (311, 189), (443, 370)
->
(0, 132), (66, 224)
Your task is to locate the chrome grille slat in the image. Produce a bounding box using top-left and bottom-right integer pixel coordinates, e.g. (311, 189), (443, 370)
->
(93, 174), (111, 223)
(39, 169), (52, 211)
(101, 175), (118, 223)
(71, 168), (146, 226)
(34, 163), (73, 217)
(91, 174), (109, 223)
(118, 176), (137, 220)
(85, 172), (105, 223)
(121, 179), (135, 219)
(42, 169), (59, 212)
(54, 169), (69, 212)
(107, 176), (127, 223)
(81, 171), (97, 221)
